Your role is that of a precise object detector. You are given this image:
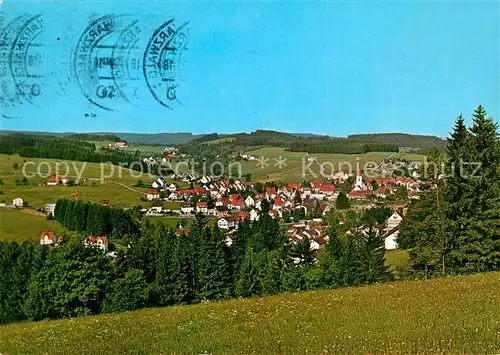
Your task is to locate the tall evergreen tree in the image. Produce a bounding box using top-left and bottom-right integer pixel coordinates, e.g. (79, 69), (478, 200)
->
(449, 106), (500, 272)
(336, 192), (350, 209)
(357, 229), (390, 284)
(235, 247), (261, 297)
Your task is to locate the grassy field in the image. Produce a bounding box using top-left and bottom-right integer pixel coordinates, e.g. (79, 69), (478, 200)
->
(241, 147), (425, 182)
(0, 272), (498, 354)
(385, 249), (410, 269)
(0, 208), (68, 242)
(90, 140), (167, 156)
(0, 154), (162, 210)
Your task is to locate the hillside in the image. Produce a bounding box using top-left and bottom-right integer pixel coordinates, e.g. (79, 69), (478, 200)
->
(0, 131), (202, 145)
(1, 272), (498, 354)
(1, 130), (446, 152)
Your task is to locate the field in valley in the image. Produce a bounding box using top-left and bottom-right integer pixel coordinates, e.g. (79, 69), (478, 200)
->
(240, 147), (425, 182)
(0, 272), (498, 354)
(0, 208), (69, 242)
(0, 154), (165, 210)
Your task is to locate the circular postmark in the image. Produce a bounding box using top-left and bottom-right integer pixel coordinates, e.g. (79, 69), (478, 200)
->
(0, 14), (32, 108)
(72, 14), (137, 111)
(111, 19), (142, 105)
(143, 19), (188, 109)
(9, 14), (45, 106)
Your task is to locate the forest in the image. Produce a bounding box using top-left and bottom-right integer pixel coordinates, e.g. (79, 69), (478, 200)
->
(180, 130), (443, 154)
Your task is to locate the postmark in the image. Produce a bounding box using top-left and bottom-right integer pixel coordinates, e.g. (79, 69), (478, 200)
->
(0, 14), (31, 108)
(111, 19), (142, 105)
(9, 14), (45, 106)
(72, 14), (136, 111)
(143, 19), (189, 109)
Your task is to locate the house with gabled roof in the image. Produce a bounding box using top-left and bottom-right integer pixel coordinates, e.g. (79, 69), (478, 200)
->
(230, 194), (245, 211)
(146, 189), (160, 201)
(85, 236), (109, 252)
(196, 201), (208, 214)
(40, 231), (57, 246)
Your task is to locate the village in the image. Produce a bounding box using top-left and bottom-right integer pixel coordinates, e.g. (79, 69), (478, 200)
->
(4, 146), (424, 259)
(137, 166), (421, 254)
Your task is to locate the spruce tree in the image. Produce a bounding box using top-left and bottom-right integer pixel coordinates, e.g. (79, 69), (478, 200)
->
(235, 247), (261, 297)
(357, 228), (390, 284)
(197, 228), (230, 300)
(171, 234), (193, 304)
(336, 192), (350, 209)
(451, 105), (500, 272)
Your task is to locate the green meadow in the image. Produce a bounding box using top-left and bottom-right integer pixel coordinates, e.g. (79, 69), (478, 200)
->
(0, 208), (68, 242)
(240, 147), (425, 182)
(1, 272), (498, 354)
(0, 154), (162, 210)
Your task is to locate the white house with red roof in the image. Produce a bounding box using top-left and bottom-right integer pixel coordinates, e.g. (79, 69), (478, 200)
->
(47, 175), (59, 186)
(85, 236), (109, 252)
(146, 189), (160, 201)
(272, 196), (285, 210)
(40, 231), (57, 246)
(319, 183), (336, 196)
(230, 194), (245, 210)
(243, 195), (254, 207)
(196, 201), (208, 214)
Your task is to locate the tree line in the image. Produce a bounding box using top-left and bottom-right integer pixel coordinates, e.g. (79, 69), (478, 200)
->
(0, 201), (390, 324)
(0, 134), (139, 166)
(54, 199), (140, 238)
(398, 105), (499, 276)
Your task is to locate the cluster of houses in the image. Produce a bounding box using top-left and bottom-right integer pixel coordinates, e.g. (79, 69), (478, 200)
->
(143, 170), (421, 218)
(106, 141), (128, 149)
(39, 231), (110, 253)
(347, 170), (421, 200)
(46, 175), (70, 186)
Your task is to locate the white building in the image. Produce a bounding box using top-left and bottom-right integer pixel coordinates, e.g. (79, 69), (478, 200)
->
(384, 228), (399, 250)
(387, 212), (403, 230)
(12, 197), (24, 207)
(45, 203), (56, 216)
(40, 231), (57, 246)
(85, 236), (109, 252)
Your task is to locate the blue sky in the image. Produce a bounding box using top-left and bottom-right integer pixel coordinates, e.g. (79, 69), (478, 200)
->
(1, 1), (498, 137)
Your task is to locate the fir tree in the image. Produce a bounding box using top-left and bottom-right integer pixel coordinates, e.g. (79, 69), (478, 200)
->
(235, 247), (261, 297)
(336, 192), (350, 209)
(357, 228), (390, 284)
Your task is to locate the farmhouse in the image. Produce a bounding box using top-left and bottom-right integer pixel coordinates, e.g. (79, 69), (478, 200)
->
(196, 201), (208, 214)
(40, 231), (57, 246)
(152, 177), (167, 189)
(387, 212), (403, 230)
(151, 201), (164, 214)
(85, 236), (109, 252)
(45, 203), (56, 216)
(181, 202), (194, 214)
(146, 189), (160, 201)
(12, 197), (24, 207)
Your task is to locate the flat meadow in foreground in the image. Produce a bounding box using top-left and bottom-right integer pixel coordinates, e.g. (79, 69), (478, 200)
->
(1, 272), (498, 354)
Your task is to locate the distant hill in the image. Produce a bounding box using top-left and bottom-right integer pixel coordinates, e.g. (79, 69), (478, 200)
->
(179, 130), (446, 155)
(0, 130), (446, 152)
(0, 131), (203, 145)
(346, 133), (446, 153)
